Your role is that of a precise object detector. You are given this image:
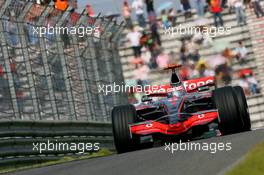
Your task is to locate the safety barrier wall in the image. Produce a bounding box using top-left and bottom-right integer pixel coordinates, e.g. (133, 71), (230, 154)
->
(0, 120), (113, 165)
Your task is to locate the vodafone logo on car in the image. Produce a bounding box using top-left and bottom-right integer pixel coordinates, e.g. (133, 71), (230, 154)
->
(183, 77), (215, 91)
(141, 76), (215, 94)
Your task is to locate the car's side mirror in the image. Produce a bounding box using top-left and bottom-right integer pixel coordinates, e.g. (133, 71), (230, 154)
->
(141, 95), (152, 103)
(198, 86), (210, 92)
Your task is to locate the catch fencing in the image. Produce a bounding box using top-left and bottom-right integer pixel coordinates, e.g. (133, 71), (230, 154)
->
(0, 0), (127, 122)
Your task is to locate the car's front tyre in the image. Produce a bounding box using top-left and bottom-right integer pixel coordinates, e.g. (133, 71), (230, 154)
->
(213, 86), (245, 135)
(232, 86), (251, 131)
(111, 104), (139, 153)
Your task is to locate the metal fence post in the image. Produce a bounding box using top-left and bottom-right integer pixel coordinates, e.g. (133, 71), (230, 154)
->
(100, 19), (118, 111)
(110, 23), (128, 107)
(71, 10), (94, 121)
(101, 39), (117, 107)
(54, 7), (77, 120)
(0, 0), (20, 119)
(16, 2), (41, 120)
(36, 3), (59, 120)
(87, 24), (108, 121)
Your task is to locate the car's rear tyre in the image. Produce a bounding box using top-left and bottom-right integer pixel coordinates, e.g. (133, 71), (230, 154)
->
(213, 86), (244, 134)
(111, 104), (139, 153)
(232, 86), (251, 131)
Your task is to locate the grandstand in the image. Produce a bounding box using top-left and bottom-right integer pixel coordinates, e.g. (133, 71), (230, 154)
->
(119, 4), (264, 129)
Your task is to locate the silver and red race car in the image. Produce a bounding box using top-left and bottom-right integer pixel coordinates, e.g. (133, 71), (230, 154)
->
(112, 65), (251, 153)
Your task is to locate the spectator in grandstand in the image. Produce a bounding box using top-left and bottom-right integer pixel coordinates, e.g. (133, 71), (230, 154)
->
(122, 1), (133, 29)
(139, 30), (160, 69)
(161, 10), (170, 28)
(244, 0), (251, 8)
(6, 16), (18, 47)
(145, 0), (155, 14)
(189, 49), (201, 62)
(251, 0), (264, 18)
(140, 31), (155, 56)
(8, 59), (23, 108)
(140, 31), (155, 51)
(194, 0), (205, 17)
(215, 62), (233, 86)
(168, 8), (177, 26)
(221, 0), (228, 7)
(86, 4), (94, 17)
(180, 41), (188, 63)
(133, 62), (150, 87)
(85, 4), (96, 25)
(196, 61), (215, 77)
(140, 31), (150, 47)
(238, 69), (260, 95)
(238, 75), (251, 95)
(168, 51), (178, 65)
(70, 9), (80, 25)
(55, 0), (69, 11)
(0, 57), (16, 102)
(233, 0), (247, 25)
(181, 0), (192, 19)
(188, 62), (199, 79)
(234, 41), (248, 65)
(247, 74), (259, 95)
(149, 52), (159, 69)
(44, 14), (55, 43)
(222, 47), (235, 64)
(140, 47), (152, 65)
(179, 63), (191, 80)
(27, 17), (39, 45)
(60, 20), (71, 50)
(156, 50), (170, 69)
(192, 27), (204, 44)
(210, 0), (224, 27)
(61, 32), (71, 50)
(227, 0), (236, 13)
(150, 20), (162, 46)
(0, 65), (9, 107)
(186, 38), (200, 56)
(192, 26), (213, 47)
(127, 26), (142, 58)
(132, 0), (146, 28)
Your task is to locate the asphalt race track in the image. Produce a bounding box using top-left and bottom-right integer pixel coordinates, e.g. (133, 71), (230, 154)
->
(8, 129), (264, 175)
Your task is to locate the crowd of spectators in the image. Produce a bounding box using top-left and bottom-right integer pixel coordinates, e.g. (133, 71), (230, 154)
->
(1, 0), (100, 112)
(2, 0), (262, 102)
(122, 0), (262, 102)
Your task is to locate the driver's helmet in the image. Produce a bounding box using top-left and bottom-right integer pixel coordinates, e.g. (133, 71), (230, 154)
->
(168, 89), (185, 98)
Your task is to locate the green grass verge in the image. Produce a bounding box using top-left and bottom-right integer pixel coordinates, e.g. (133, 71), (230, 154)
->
(226, 142), (264, 175)
(0, 149), (113, 174)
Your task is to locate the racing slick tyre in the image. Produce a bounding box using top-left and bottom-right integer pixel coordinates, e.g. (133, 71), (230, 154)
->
(232, 86), (251, 131)
(111, 104), (139, 153)
(212, 86), (244, 135)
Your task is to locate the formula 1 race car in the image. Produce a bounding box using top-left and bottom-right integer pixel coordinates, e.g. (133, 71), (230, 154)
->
(111, 65), (251, 153)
